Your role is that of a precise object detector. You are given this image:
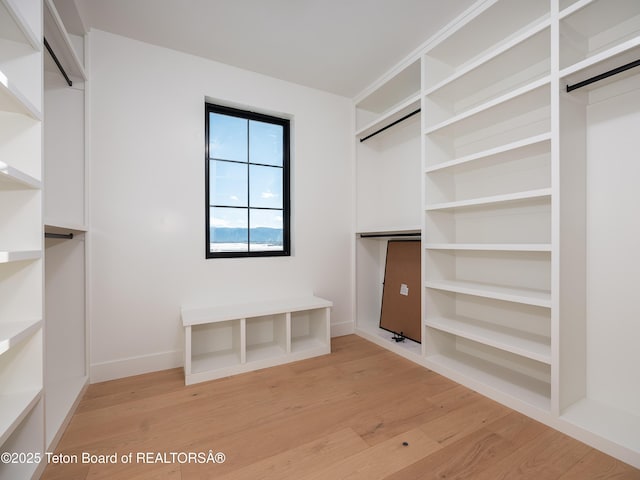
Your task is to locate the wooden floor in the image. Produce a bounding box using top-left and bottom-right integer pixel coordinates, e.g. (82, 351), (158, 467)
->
(42, 335), (639, 480)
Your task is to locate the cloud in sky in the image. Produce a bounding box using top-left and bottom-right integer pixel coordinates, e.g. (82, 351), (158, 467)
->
(261, 190), (277, 199)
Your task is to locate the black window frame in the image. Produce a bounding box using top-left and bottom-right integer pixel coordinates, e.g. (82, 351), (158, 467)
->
(205, 102), (291, 258)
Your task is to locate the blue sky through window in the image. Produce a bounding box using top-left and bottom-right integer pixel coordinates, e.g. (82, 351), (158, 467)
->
(210, 160), (247, 207)
(209, 113), (247, 162)
(209, 111), (285, 233)
(249, 120), (283, 166)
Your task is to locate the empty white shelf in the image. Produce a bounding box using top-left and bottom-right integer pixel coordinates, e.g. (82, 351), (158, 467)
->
(560, 38), (640, 88)
(425, 243), (551, 252)
(0, 250), (41, 264)
(425, 315), (551, 364)
(425, 133), (551, 174)
(424, 19), (550, 97)
(0, 69), (42, 120)
(192, 350), (242, 374)
(425, 188), (552, 211)
(562, 398), (640, 454)
(0, 0), (41, 50)
(426, 352), (551, 411)
(0, 320), (41, 356)
(0, 162), (41, 189)
(424, 77), (550, 135)
(44, 222), (88, 235)
(356, 94), (421, 140)
(246, 342), (287, 363)
(425, 279), (551, 308)
(0, 388), (41, 445)
(291, 335), (327, 354)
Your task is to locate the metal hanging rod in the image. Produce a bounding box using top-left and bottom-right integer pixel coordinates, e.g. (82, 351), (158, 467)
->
(566, 58), (640, 92)
(44, 37), (72, 87)
(359, 108), (421, 142)
(359, 232), (421, 239)
(45, 232), (74, 240)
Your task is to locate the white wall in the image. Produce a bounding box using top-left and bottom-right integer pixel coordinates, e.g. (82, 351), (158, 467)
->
(585, 78), (640, 416)
(88, 30), (354, 382)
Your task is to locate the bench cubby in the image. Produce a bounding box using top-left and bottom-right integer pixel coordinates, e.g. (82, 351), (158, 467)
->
(182, 296), (332, 385)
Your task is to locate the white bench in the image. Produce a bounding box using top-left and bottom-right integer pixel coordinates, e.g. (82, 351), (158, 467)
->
(181, 296), (332, 385)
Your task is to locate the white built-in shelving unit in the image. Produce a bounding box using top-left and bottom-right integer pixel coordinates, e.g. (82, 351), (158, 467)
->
(353, 0), (640, 469)
(423, 0), (554, 417)
(0, 0), (45, 478)
(42, 0), (89, 452)
(182, 297), (332, 385)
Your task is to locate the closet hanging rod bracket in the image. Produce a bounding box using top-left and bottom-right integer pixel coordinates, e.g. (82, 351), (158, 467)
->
(566, 59), (640, 92)
(359, 108), (421, 142)
(44, 37), (73, 87)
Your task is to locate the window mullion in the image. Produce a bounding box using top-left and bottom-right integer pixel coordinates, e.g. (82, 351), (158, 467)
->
(246, 119), (251, 252)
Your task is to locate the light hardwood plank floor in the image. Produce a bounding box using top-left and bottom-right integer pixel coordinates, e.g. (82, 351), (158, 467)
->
(42, 335), (640, 479)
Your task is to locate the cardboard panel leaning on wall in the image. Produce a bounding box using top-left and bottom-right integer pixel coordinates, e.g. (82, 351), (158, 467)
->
(379, 240), (421, 343)
(88, 30), (354, 382)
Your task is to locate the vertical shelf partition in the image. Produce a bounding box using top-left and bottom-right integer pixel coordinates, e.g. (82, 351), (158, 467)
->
(42, 0), (89, 452)
(43, 0), (89, 450)
(0, 0), (45, 478)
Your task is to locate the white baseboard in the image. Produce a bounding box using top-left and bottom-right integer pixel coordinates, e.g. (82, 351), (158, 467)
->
(91, 323), (354, 383)
(90, 350), (182, 383)
(331, 320), (354, 337)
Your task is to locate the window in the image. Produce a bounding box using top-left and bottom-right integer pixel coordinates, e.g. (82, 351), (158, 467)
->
(205, 103), (290, 258)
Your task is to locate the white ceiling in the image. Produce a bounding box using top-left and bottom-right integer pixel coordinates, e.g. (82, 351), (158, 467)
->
(56, 0), (476, 98)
